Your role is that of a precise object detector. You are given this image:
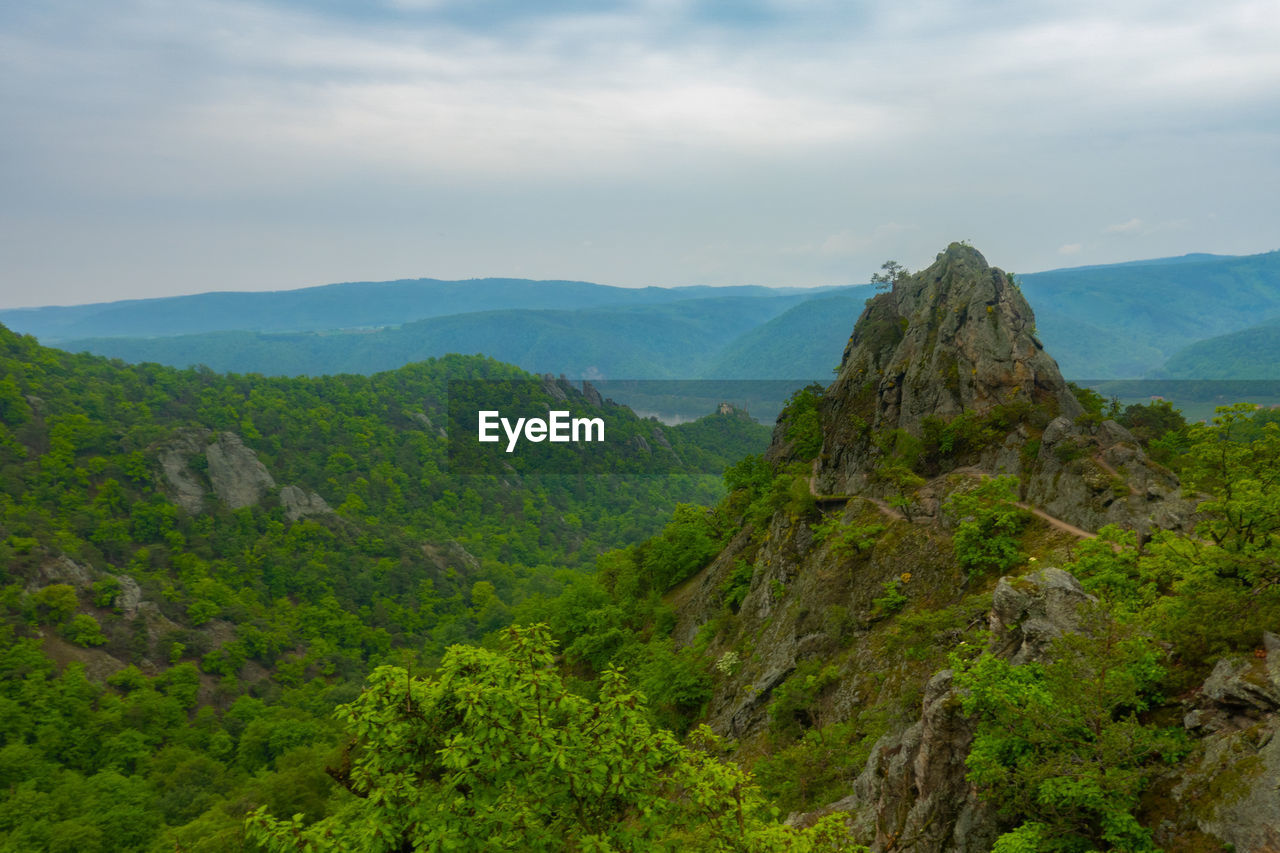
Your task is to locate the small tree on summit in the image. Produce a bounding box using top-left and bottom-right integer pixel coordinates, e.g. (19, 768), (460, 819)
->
(870, 260), (909, 291)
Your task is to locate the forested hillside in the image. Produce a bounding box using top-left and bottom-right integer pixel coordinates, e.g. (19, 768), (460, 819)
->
(0, 322), (772, 850)
(56, 295), (820, 380)
(242, 245), (1280, 852)
(6, 247), (1280, 852)
(1019, 249), (1280, 377)
(1162, 316), (1280, 378)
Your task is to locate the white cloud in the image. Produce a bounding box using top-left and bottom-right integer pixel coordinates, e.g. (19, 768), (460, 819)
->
(1058, 243), (1083, 255)
(1105, 219), (1144, 234)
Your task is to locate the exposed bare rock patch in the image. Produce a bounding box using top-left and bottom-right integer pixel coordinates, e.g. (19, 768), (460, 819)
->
(205, 431), (275, 509)
(279, 485), (333, 522)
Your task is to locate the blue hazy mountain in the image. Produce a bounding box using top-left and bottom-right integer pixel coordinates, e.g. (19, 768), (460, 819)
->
(58, 294), (832, 380)
(1161, 315), (1280, 378)
(1018, 249), (1280, 378)
(9, 248), (1280, 382)
(0, 278), (829, 343)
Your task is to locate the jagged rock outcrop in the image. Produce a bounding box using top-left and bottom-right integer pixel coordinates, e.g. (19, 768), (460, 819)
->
(421, 540), (481, 577)
(675, 498), (960, 739)
(830, 669), (994, 853)
(821, 243), (1080, 453)
(160, 429), (211, 514)
(540, 373), (573, 402)
(803, 243), (1192, 535)
(669, 243), (1223, 851)
(1024, 416), (1195, 533)
(205, 432), (275, 509)
(651, 426), (679, 460)
(817, 568), (1096, 850)
(160, 429), (286, 513)
(279, 485), (333, 522)
(988, 567), (1096, 664)
(1158, 633), (1280, 852)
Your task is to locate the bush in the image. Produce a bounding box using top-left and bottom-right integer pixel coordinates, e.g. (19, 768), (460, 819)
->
(65, 614), (107, 647)
(31, 584), (79, 625)
(944, 476), (1029, 577)
(247, 624), (823, 851)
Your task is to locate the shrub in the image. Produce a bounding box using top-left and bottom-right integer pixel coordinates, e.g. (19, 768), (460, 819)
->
(944, 476), (1029, 577)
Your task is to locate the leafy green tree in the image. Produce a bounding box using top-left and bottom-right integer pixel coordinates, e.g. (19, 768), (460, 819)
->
(31, 584), (79, 625)
(1179, 403), (1280, 578)
(953, 619), (1185, 853)
(639, 503), (723, 592)
(944, 476), (1029, 577)
(247, 624), (825, 852)
(780, 384), (825, 462)
(65, 613), (106, 647)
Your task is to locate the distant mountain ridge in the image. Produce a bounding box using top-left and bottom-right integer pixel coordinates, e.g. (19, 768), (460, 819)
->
(53, 293), (836, 380)
(0, 277), (840, 343)
(1018, 249), (1280, 377)
(5, 248), (1280, 381)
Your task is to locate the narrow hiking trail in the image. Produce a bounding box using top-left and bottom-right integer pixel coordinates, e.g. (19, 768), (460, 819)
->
(808, 459), (1098, 540)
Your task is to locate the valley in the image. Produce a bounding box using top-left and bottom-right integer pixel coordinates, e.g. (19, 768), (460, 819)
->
(2, 244), (1280, 850)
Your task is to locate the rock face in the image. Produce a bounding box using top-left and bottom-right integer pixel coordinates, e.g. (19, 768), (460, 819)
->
(279, 485), (333, 522)
(160, 429), (211, 514)
(1023, 416), (1195, 534)
(671, 244), (1216, 851)
(988, 567), (1096, 665)
(826, 569), (1095, 851)
(804, 243), (1192, 535)
(823, 243), (1080, 455)
(1162, 634), (1280, 852)
(205, 432), (276, 509)
(161, 429), (326, 517)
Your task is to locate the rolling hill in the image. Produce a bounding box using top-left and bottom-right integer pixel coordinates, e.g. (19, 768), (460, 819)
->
(6, 249), (1280, 384)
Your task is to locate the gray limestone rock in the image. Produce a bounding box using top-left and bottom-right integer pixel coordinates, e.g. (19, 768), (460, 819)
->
(540, 374), (569, 402)
(813, 243), (1081, 494)
(1023, 417), (1195, 535)
(651, 426), (676, 455)
(840, 670), (996, 853)
(1169, 646), (1280, 852)
(160, 429), (211, 514)
(111, 573), (143, 618)
(989, 567), (1096, 664)
(205, 432), (275, 509)
(279, 485), (333, 522)
(796, 243), (1194, 537)
(28, 554), (96, 591)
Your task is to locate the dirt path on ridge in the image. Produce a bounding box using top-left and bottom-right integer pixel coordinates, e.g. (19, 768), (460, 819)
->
(809, 460), (1097, 540)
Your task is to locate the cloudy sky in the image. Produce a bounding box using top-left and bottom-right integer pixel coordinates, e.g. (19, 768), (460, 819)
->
(1, 0), (1277, 308)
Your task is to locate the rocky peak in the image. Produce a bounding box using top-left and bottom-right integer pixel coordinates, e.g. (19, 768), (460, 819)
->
(796, 242), (1192, 535)
(831, 243), (1080, 431)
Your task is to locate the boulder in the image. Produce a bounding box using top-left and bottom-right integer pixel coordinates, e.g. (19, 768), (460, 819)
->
(989, 567), (1096, 664)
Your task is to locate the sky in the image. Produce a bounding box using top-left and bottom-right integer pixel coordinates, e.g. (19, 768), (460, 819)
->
(1, 0), (1278, 308)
